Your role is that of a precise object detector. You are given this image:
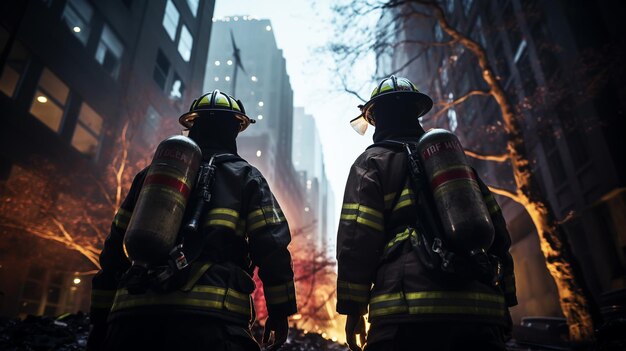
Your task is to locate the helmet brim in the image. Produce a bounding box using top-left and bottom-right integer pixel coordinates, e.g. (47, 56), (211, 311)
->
(179, 110), (255, 132)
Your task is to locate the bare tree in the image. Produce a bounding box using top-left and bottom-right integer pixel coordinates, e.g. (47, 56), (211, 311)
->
(0, 121), (149, 271)
(329, 0), (595, 341)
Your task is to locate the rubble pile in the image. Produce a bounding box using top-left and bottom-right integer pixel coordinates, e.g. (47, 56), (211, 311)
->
(0, 313), (348, 351)
(0, 313), (89, 351)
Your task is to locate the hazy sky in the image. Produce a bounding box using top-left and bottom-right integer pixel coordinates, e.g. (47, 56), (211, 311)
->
(213, 0), (376, 230)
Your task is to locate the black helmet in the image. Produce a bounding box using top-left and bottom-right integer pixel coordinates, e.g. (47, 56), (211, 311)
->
(350, 76), (433, 135)
(179, 90), (255, 132)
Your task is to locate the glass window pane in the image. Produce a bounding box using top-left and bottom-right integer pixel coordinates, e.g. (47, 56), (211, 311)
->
(0, 66), (19, 97)
(61, 0), (93, 45)
(71, 124), (99, 157)
(39, 69), (69, 105)
(177, 25), (193, 62)
(95, 25), (124, 79)
(162, 0), (180, 41)
(186, 0), (199, 17)
(30, 90), (64, 132)
(153, 49), (170, 90)
(78, 103), (103, 134)
(142, 106), (161, 146)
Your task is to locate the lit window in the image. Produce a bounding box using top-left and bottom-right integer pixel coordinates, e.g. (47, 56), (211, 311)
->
(0, 40), (29, 98)
(186, 0), (199, 17)
(153, 49), (170, 90)
(95, 25), (124, 79)
(71, 102), (103, 158)
(29, 68), (69, 132)
(177, 25), (193, 62)
(61, 0), (93, 45)
(170, 72), (184, 100)
(162, 0), (180, 41)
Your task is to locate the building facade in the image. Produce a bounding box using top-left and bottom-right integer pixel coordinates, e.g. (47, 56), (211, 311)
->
(0, 0), (215, 317)
(376, 0), (626, 324)
(292, 106), (333, 252)
(204, 16), (307, 234)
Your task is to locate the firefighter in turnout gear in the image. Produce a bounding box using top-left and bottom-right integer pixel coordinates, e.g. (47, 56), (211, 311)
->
(337, 76), (517, 351)
(87, 90), (297, 351)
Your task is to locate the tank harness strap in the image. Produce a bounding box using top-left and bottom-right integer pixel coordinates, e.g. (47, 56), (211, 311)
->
(180, 261), (213, 292)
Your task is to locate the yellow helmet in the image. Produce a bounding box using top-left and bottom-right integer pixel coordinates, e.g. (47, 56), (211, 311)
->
(350, 76), (433, 135)
(179, 90), (255, 132)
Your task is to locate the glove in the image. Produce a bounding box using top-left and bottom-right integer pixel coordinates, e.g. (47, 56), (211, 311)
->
(345, 314), (366, 351)
(263, 315), (289, 351)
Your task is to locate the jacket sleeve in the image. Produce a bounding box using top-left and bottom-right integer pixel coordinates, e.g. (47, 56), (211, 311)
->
(336, 157), (386, 316)
(89, 169), (146, 334)
(475, 173), (518, 307)
(246, 175), (297, 317)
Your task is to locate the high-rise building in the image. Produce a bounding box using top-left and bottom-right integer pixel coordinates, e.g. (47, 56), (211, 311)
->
(292, 107), (333, 252)
(205, 16), (306, 232)
(0, 0), (215, 317)
(375, 0), (625, 324)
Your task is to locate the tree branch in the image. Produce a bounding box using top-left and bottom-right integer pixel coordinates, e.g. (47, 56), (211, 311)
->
(464, 149), (509, 163)
(425, 89), (490, 122)
(486, 185), (521, 203)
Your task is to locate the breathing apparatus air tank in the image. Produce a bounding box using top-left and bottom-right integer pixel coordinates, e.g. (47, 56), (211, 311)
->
(417, 129), (494, 253)
(124, 135), (202, 265)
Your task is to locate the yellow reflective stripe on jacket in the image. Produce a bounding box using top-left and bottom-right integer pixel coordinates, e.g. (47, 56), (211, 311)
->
(340, 203), (384, 231)
(384, 192), (397, 210)
(91, 289), (117, 309)
(392, 188), (415, 211)
(264, 281), (296, 305)
(110, 285), (251, 316)
(247, 206), (286, 232)
(483, 193), (501, 214)
(337, 280), (370, 304)
(369, 290), (506, 318)
(384, 228), (414, 251)
(205, 208), (240, 230)
(113, 208), (132, 231)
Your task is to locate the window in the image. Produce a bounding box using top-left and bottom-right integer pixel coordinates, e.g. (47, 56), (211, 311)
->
(95, 25), (124, 79)
(142, 106), (161, 146)
(0, 39), (29, 98)
(186, 0), (199, 17)
(29, 68), (69, 132)
(71, 102), (103, 158)
(162, 0), (180, 41)
(153, 49), (170, 90)
(61, 0), (93, 45)
(170, 72), (184, 100)
(447, 0), (455, 13)
(462, 0), (473, 15)
(447, 93), (458, 131)
(177, 25), (193, 61)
